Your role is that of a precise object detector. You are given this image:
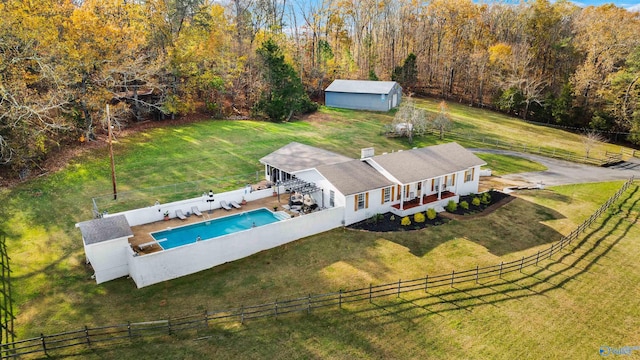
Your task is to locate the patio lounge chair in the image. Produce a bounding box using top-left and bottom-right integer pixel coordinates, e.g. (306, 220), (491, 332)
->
(230, 200), (242, 209)
(191, 206), (203, 217)
(176, 209), (187, 220)
(220, 201), (232, 211)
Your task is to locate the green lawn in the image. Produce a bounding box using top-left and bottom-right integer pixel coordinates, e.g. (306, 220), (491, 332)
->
(475, 153), (548, 176)
(3, 101), (639, 359)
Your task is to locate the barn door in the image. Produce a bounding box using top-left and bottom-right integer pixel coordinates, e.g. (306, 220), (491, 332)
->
(392, 93), (398, 107)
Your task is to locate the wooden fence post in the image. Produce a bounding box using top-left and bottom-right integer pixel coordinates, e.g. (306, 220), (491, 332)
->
(549, 243), (554, 258)
(397, 279), (401, 298)
(204, 310), (209, 327)
(535, 251), (540, 266)
(450, 270), (455, 287)
(85, 325), (91, 346)
(167, 319), (172, 335)
(40, 334), (47, 356)
(369, 284), (372, 303)
(275, 300), (278, 317)
(338, 290), (342, 309)
(240, 305), (244, 324)
(308, 294), (311, 314)
(475, 265), (479, 284)
(519, 257), (525, 272)
(127, 321), (132, 339)
(499, 262), (503, 278)
(424, 275), (428, 293)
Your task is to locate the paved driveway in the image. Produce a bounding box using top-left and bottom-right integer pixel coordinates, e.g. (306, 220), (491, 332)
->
(471, 149), (640, 186)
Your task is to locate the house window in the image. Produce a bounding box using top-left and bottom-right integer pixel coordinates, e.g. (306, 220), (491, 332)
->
(355, 192), (368, 211)
(464, 168), (475, 182)
(382, 187), (391, 203)
(357, 193), (365, 210)
(443, 175), (455, 188)
(330, 190), (335, 207)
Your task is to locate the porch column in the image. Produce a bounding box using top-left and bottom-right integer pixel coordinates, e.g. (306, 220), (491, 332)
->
(419, 180), (424, 205)
(437, 176), (443, 200)
(400, 184), (404, 210)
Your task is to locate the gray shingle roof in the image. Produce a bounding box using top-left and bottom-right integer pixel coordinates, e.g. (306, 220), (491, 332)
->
(259, 142), (352, 173)
(371, 143), (486, 184)
(317, 160), (395, 196)
(325, 80), (398, 94)
(77, 215), (133, 245)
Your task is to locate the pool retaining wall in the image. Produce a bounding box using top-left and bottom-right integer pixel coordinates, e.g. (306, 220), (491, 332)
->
(127, 206), (345, 288)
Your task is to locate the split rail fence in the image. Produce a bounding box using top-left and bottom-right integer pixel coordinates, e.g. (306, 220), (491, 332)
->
(2, 177), (634, 359)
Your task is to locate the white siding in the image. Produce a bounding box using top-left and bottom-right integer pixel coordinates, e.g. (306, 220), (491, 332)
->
(84, 237), (131, 284)
(128, 207), (345, 288)
(344, 188), (390, 226)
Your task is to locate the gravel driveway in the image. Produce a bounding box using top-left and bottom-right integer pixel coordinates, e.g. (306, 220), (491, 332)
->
(471, 149), (640, 186)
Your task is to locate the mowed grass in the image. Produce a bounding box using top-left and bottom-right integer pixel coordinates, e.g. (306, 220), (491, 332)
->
(413, 98), (626, 158)
(2, 100), (639, 358)
(25, 181), (640, 360)
(475, 153), (548, 176)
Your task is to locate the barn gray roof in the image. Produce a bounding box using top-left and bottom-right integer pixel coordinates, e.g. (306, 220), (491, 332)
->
(371, 143), (486, 184)
(77, 215), (133, 245)
(325, 80), (398, 95)
(317, 160), (395, 196)
(259, 142), (352, 173)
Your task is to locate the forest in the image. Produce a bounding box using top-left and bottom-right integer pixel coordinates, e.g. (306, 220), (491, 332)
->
(1, 0), (639, 177)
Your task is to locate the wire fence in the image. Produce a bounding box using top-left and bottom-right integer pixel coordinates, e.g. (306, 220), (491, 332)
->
(2, 177), (635, 359)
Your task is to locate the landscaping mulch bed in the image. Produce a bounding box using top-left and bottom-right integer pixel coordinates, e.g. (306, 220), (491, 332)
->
(444, 190), (511, 216)
(347, 190), (513, 232)
(348, 212), (449, 232)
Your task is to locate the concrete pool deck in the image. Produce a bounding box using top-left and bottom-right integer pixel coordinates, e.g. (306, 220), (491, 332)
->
(130, 194), (293, 255)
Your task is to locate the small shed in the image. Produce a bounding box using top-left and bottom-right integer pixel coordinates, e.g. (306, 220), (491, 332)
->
(76, 215), (134, 284)
(325, 80), (402, 111)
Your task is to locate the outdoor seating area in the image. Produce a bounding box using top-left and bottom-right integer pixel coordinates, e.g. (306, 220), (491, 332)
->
(191, 206), (203, 217)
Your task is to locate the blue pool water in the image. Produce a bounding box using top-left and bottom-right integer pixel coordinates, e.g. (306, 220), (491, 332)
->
(151, 208), (282, 250)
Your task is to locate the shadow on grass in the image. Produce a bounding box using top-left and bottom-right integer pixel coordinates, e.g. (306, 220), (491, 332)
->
(340, 185), (639, 324)
(386, 197), (566, 257)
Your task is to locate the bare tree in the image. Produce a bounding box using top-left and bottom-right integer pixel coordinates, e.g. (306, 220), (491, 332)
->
(582, 130), (606, 158)
(430, 101), (453, 140)
(390, 96), (429, 144)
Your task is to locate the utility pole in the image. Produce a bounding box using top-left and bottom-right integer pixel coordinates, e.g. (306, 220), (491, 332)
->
(107, 105), (117, 200)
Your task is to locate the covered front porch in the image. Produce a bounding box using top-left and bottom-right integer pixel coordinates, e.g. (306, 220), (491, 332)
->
(390, 191), (459, 217)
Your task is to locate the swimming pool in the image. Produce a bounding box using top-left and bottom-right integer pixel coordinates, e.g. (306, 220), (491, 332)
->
(151, 208), (283, 250)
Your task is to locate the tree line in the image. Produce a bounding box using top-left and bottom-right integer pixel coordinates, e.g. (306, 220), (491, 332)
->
(1, 0), (639, 177)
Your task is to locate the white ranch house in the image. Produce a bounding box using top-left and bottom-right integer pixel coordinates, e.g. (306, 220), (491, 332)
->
(77, 142), (485, 288)
(260, 142), (485, 225)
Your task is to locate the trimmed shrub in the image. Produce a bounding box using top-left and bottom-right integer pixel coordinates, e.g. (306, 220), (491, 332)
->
(472, 197), (481, 206)
(481, 192), (492, 205)
(446, 200), (458, 212)
(426, 208), (437, 220)
(367, 213), (384, 224)
(390, 215), (396, 221)
(401, 216), (411, 226)
(414, 212), (426, 223)
(460, 200), (469, 210)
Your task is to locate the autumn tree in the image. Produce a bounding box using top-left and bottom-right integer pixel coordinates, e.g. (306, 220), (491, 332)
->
(253, 39), (317, 122)
(599, 46), (640, 143)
